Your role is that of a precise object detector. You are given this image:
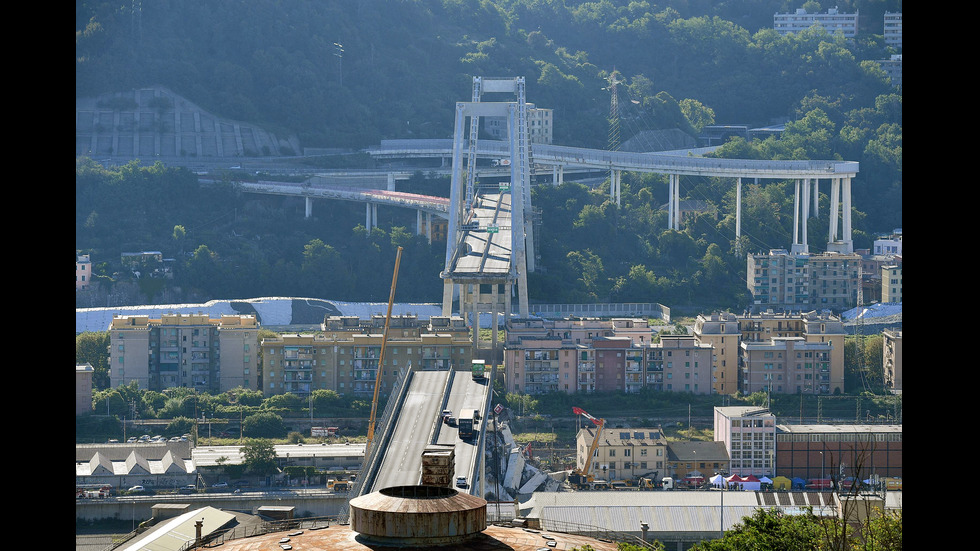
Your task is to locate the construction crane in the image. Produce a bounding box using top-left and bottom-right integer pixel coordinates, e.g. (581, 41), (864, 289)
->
(569, 407), (605, 489)
(366, 246), (404, 452)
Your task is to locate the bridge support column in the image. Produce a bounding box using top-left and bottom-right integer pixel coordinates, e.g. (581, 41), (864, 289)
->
(825, 176), (854, 253)
(791, 180), (808, 253)
(491, 284), (499, 369)
(668, 174), (681, 230)
(387, 173), (396, 191)
(366, 203), (378, 232)
(812, 178), (819, 218)
(802, 178), (810, 249)
(842, 177), (852, 249)
(305, 197), (313, 219)
(442, 279), (455, 317)
(610, 169), (621, 207)
(735, 177), (742, 255)
(552, 165), (564, 186)
(824, 176), (855, 253)
(829, 178), (840, 244)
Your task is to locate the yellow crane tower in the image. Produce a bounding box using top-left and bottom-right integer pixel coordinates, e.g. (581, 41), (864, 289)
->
(366, 246), (403, 451)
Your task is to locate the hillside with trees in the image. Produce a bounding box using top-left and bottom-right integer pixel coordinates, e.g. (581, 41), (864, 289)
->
(76, 0), (901, 310)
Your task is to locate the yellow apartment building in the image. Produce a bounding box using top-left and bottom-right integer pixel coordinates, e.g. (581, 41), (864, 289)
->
(261, 315), (473, 397)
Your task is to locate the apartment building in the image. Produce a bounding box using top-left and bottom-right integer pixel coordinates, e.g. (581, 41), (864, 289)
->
(506, 312), (843, 396)
(261, 315), (472, 397)
(807, 253), (862, 310)
(747, 249), (862, 313)
(774, 7), (859, 38)
(877, 55), (902, 88)
(859, 248), (901, 304)
(692, 312), (741, 395)
(76, 254), (92, 290)
(883, 12), (902, 49)
(483, 103), (553, 145)
(576, 426), (668, 482)
(881, 265), (902, 303)
(652, 335), (713, 395)
(502, 335), (572, 394)
(696, 311), (845, 396)
(503, 317), (656, 395)
(77, 363), (94, 415)
(882, 329), (902, 393)
(741, 337), (836, 395)
(108, 314), (259, 393)
(873, 232), (902, 256)
(713, 407), (776, 477)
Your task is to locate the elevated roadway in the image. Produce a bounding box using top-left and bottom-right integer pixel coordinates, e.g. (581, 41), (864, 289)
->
(361, 368), (491, 496)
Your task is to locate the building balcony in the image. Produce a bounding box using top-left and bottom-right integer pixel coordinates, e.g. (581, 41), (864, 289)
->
(525, 375), (559, 383)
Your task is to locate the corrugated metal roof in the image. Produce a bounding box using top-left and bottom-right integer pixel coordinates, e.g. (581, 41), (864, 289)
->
(117, 506), (236, 551)
(541, 504), (762, 533)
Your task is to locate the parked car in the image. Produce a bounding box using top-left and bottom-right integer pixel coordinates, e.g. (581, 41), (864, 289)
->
(128, 485), (145, 493)
(455, 476), (468, 488)
(212, 481), (228, 488)
(178, 485), (197, 494)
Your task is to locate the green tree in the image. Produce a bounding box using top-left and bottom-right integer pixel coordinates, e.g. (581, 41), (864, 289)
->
(76, 331), (111, 389)
(505, 392), (539, 416)
(166, 416), (195, 437)
(243, 411), (286, 438)
(262, 392), (304, 411)
(691, 508), (822, 550)
(172, 224), (187, 255)
(227, 386), (264, 407)
(679, 97), (715, 133)
(241, 439), (279, 476)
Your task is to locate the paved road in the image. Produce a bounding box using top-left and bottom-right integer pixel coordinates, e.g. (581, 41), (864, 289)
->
(435, 373), (491, 490)
(369, 370), (450, 491)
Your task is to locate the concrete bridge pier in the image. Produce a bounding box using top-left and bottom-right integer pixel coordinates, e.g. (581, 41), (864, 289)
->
(668, 173), (682, 230)
(305, 196), (313, 219)
(735, 177), (742, 255)
(610, 169), (622, 206)
(552, 165), (564, 186)
(366, 203), (378, 232)
(825, 176), (854, 254)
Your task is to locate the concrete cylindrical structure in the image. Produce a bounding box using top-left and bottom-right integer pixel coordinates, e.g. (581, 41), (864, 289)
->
(349, 485), (487, 546)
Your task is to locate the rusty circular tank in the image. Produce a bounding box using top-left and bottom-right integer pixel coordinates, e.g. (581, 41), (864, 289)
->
(349, 485), (487, 546)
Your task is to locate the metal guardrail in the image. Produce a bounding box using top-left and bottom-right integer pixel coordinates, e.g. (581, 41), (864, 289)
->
(528, 302), (670, 322)
(528, 518), (660, 549)
(338, 365), (413, 522)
